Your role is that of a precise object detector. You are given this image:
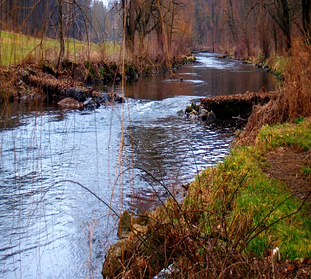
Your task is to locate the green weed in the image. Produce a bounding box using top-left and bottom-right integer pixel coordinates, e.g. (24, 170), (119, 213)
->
(301, 166), (311, 176)
(266, 55), (288, 78)
(257, 117), (311, 151)
(185, 118), (311, 260)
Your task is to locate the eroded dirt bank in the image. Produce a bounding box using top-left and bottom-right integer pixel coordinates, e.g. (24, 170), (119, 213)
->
(0, 55), (195, 103)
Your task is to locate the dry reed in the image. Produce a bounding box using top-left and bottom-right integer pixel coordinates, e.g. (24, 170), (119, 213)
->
(236, 38), (311, 146)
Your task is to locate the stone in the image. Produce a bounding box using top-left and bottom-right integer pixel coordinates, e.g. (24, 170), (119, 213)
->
(177, 109), (184, 116)
(109, 92), (124, 103)
(65, 86), (92, 102)
(83, 97), (100, 109)
(206, 110), (216, 121)
(57, 97), (83, 109)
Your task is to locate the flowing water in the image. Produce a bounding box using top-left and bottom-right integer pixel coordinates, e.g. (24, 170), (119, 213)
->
(0, 53), (278, 279)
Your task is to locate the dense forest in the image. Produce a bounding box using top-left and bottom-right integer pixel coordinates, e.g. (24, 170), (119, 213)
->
(0, 0), (310, 63)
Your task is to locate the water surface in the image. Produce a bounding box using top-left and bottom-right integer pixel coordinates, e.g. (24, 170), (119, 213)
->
(0, 53), (277, 278)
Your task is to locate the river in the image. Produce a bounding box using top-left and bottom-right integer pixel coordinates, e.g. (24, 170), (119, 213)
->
(0, 53), (278, 279)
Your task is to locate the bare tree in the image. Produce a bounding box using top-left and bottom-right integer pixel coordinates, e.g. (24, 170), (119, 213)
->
(262, 0), (301, 50)
(57, 0), (64, 67)
(302, 0), (310, 44)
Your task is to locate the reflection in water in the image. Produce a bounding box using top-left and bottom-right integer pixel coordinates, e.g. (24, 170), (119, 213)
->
(123, 115), (235, 212)
(114, 53), (278, 100)
(0, 101), (59, 130)
(0, 53), (278, 278)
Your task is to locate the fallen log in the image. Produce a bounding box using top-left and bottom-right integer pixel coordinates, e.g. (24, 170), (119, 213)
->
(200, 91), (276, 119)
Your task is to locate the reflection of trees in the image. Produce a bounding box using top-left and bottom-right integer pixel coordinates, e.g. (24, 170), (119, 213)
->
(125, 125), (172, 178)
(0, 101), (60, 130)
(123, 124), (186, 214)
(122, 58), (277, 99)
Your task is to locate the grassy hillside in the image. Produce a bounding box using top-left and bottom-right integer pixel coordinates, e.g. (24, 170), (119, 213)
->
(0, 31), (119, 66)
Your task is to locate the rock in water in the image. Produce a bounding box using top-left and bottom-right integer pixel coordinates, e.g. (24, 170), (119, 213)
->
(65, 86), (92, 102)
(83, 97), (100, 109)
(57, 97), (83, 109)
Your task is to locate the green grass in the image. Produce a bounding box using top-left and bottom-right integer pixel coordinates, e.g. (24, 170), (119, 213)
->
(257, 117), (311, 151)
(0, 31), (120, 66)
(266, 55), (288, 78)
(185, 117), (311, 260)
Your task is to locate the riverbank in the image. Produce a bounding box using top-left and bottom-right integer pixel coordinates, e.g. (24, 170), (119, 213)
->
(0, 54), (195, 104)
(102, 117), (311, 279)
(192, 48), (286, 81)
(102, 40), (311, 278)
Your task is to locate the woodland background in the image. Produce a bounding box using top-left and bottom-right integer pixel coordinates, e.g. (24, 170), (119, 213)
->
(0, 0), (310, 63)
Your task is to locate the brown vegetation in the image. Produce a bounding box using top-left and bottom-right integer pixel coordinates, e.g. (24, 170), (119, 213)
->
(236, 39), (311, 145)
(200, 91), (276, 119)
(103, 190), (311, 278)
(0, 54), (193, 103)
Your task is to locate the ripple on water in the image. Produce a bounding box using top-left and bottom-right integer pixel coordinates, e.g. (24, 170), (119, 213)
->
(0, 52), (276, 278)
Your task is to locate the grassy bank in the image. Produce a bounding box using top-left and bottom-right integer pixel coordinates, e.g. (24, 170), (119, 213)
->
(186, 117), (311, 259)
(103, 118), (311, 278)
(0, 31), (195, 102)
(100, 39), (311, 278)
(0, 31), (120, 66)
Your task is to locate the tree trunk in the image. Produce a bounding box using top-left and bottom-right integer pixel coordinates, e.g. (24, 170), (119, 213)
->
(211, 0), (215, 52)
(0, 2), (2, 65)
(263, 0), (292, 50)
(302, 0), (310, 44)
(126, 0), (136, 52)
(57, 0), (65, 68)
(280, 0), (291, 49)
(273, 24), (278, 54)
(168, 0), (176, 51)
(225, 0), (237, 43)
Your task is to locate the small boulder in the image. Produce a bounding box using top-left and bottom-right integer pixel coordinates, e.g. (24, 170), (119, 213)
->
(101, 92), (112, 103)
(83, 97), (100, 109)
(65, 86), (92, 102)
(207, 110), (216, 121)
(109, 92), (124, 103)
(199, 109), (216, 122)
(58, 97), (83, 109)
(199, 108), (209, 119)
(177, 109), (184, 116)
(187, 110), (199, 120)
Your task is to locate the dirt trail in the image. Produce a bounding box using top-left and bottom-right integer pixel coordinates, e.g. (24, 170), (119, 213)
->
(264, 146), (311, 203)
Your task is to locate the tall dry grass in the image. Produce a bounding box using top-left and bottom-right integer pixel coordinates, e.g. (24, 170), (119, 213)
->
(284, 39), (311, 120)
(237, 38), (311, 145)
